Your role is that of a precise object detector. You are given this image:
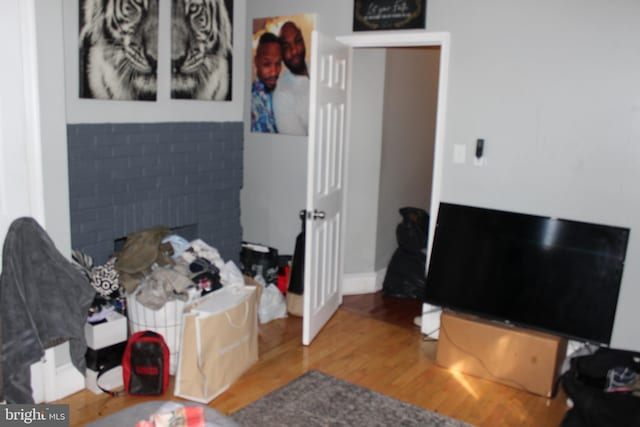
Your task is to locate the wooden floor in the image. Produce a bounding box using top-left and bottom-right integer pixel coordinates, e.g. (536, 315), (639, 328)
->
(56, 292), (569, 426)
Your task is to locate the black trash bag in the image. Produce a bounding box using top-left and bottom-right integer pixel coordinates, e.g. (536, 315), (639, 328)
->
(560, 347), (640, 427)
(288, 211), (307, 295)
(239, 242), (279, 285)
(288, 232), (305, 295)
(396, 207), (429, 253)
(382, 207), (429, 299)
(382, 248), (427, 299)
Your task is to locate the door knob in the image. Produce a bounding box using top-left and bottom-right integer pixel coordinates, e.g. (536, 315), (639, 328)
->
(312, 209), (326, 220)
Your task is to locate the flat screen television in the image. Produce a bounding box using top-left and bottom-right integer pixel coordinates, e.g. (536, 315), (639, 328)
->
(424, 202), (630, 346)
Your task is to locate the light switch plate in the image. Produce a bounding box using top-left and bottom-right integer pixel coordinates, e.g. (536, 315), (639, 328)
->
(473, 157), (486, 167)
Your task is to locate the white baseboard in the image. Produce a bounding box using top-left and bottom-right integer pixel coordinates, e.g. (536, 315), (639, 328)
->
(342, 268), (387, 295)
(30, 341), (85, 403)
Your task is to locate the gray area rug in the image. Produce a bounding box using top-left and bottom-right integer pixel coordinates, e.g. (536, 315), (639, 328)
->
(230, 370), (473, 427)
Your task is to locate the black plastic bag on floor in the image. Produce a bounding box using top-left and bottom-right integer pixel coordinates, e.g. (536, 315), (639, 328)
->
(396, 207), (429, 253)
(288, 230), (305, 295)
(240, 242), (279, 285)
(382, 248), (426, 299)
(560, 347), (640, 427)
(382, 207), (429, 299)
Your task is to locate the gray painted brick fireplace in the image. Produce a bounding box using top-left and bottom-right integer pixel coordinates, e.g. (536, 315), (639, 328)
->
(67, 122), (243, 265)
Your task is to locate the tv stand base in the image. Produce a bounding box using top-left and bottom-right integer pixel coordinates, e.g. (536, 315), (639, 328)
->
(435, 311), (568, 397)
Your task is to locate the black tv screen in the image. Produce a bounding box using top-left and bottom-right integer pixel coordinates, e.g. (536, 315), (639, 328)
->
(424, 203), (630, 345)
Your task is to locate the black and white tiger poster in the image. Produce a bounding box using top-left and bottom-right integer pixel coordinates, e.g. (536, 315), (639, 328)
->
(79, 0), (160, 101)
(171, 0), (233, 101)
(79, 0), (234, 101)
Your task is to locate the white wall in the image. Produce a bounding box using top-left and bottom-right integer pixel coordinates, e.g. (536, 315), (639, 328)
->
(15, 0), (639, 352)
(0, 0), (71, 257)
(242, 0), (640, 350)
(344, 48), (386, 274)
(0, 1), (41, 261)
(243, 0), (352, 255)
(62, 0), (246, 124)
(36, 1), (73, 255)
(375, 47), (439, 270)
(426, 0), (640, 351)
(0, 0), (83, 402)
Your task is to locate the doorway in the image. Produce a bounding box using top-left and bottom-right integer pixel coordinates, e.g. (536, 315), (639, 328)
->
(338, 32), (449, 334)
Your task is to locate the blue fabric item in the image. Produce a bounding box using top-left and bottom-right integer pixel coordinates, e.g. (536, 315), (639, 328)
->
(162, 234), (191, 259)
(0, 217), (95, 403)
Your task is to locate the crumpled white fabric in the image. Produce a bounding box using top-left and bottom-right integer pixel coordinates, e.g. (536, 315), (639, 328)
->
(180, 239), (225, 270)
(219, 260), (245, 288)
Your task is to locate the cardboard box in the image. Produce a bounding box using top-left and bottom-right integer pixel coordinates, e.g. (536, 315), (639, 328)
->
(436, 311), (568, 397)
(84, 311), (128, 350)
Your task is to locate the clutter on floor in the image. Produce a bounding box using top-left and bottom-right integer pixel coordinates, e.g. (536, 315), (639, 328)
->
(239, 241), (290, 322)
(561, 347), (640, 427)
(75, 226), (296, 402)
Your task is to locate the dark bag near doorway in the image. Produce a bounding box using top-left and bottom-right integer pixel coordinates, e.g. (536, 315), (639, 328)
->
(396, 207), (429, 253)
(560, 347), (640, 427)
(382, 248), (426, 299)
(288, 210), (306, 295)
(382, 207), (429, 299)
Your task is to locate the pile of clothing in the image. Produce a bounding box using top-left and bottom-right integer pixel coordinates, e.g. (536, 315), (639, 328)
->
(75, 225), (246, 313)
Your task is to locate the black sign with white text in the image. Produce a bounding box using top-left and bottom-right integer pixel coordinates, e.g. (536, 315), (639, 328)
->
(353, 0), (426, 31)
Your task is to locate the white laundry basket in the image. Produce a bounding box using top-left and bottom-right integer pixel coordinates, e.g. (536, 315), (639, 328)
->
(126, 293), (187, 375)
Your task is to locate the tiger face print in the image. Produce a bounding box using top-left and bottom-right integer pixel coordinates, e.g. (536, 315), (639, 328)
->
(80, 0), (159, 100)
(171, 0), (232, 100)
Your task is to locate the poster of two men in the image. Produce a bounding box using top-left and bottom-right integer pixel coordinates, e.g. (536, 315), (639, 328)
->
(251, 14), (315, 136)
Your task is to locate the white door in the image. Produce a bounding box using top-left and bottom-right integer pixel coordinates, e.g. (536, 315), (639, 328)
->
(302, 32), (350, 345)
(0, 0), (44, 266)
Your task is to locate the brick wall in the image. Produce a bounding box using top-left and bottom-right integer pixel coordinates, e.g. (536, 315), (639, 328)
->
(67, 122), (243, 264)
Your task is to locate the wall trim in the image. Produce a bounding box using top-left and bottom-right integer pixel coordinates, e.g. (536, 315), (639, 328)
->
(342, 268), (387, 295)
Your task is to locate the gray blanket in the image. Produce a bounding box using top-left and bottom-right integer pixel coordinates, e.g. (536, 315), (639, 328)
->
(0, 217), (95, 403)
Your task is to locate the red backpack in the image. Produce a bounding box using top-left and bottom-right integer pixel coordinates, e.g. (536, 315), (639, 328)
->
(122, 330), (170, 395)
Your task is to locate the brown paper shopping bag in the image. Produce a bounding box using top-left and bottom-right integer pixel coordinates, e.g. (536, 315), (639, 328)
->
(174, 285), (259, 403)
